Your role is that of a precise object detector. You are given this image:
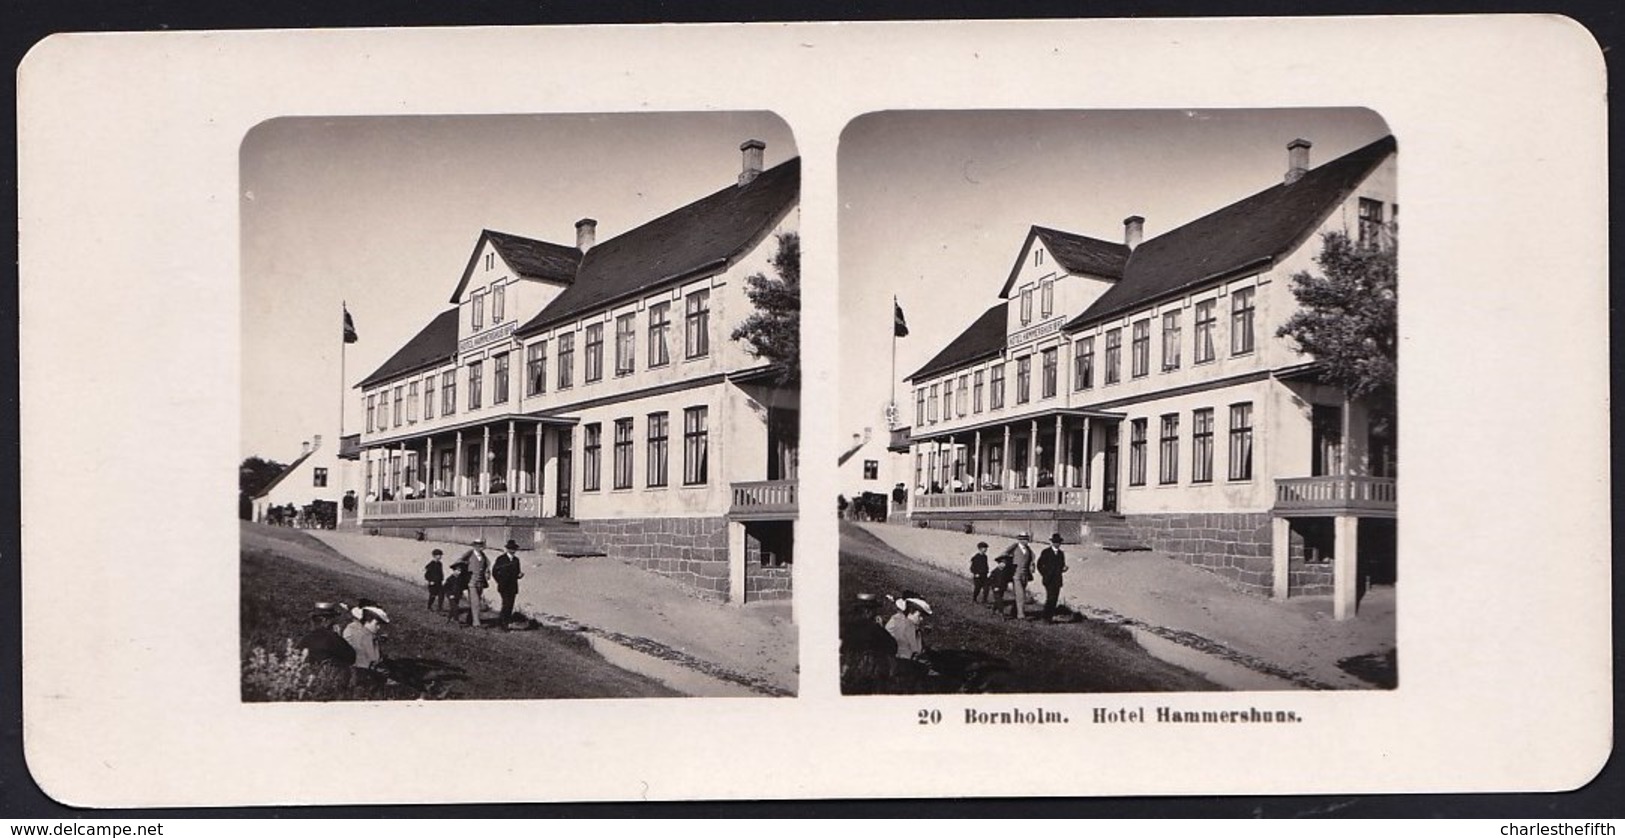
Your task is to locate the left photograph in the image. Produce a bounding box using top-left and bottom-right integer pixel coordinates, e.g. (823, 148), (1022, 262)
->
(239, 113), (800, 701)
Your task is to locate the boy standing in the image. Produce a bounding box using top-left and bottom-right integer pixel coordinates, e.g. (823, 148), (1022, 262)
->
(424, 548), (446, 612)
(969, 541), (990, 603)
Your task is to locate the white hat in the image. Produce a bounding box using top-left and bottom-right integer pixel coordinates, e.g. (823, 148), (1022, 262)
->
(359, 605), (390, 624)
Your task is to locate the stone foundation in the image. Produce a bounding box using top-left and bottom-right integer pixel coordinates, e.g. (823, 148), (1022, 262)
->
(363, 519), (536, 549)
(1124, 512), (1276, 595)
(577, 516), (731, 600)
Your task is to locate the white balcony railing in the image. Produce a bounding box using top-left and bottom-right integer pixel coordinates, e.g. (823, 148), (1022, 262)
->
(914, 486), (1087, 511)
(363, 492), (543, 520)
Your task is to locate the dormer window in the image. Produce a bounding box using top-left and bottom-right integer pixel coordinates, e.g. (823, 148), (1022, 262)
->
(491, 281), (505, 324)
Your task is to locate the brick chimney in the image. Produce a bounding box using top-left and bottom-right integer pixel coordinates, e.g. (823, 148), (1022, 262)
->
(1123, 215), (1145, 250)
(312, 434), (323, 450)
(301, 440), (311, 457)
(739, 139), (765, 186)
(575, 218), (597, 252)
(1285, 138), (1312, 184)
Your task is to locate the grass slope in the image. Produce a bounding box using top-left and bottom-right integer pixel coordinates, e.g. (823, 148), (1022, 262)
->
(241, 523), (679, 700)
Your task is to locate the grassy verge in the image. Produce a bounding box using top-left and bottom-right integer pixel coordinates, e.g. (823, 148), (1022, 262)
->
(241, 523), (680, 701)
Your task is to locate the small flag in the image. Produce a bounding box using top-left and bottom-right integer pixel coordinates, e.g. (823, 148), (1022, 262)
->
(893, 300), (909, 338)
(343, 306), (359, 344)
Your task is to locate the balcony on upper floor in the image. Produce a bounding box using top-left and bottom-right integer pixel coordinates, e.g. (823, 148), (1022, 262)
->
(728, 479), (798, 521)
(1272, 475), (1396, 517)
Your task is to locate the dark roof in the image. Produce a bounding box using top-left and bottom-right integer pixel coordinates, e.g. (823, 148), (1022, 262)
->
(356, 308), (459, 389)
(449, 230), (580, 303)
(252, 449), (315, 500)
(907, 302), (1008, 382)
(486, 230), (581, 283)
(1066, 135), (1396, 329)
(517, 158), (800, 334)
(999, 227), (1128, 298)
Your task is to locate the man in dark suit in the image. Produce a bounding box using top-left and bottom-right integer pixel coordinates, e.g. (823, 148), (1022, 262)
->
(1036, 532), (1071, 620)
(491, 539), (526, 630)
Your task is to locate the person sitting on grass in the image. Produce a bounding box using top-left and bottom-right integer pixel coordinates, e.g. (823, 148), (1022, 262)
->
(343, 605), (391, 684)
(296, 602), (355, 669)
(885, 595), (933, 689)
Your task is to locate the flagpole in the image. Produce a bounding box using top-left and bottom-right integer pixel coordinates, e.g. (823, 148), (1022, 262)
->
(890, 295), (899, 429)
(340, 301), (347, 438)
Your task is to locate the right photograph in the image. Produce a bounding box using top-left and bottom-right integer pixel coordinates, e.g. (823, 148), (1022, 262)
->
(837, 109), (1397, 695)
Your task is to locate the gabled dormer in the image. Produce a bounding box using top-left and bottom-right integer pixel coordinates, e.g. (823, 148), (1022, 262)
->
(998, 225), (1129, 350)
(449, 228), (583, 352)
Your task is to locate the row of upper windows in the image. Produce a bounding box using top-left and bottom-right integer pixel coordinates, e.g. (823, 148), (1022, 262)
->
(580, 407), (709, 492)
(1016, 278), (1056, 326)
(469, 274), (507, 332)
(1124, 403), (1256, 487)
(914, 287), (1258, 427)
(365, 288), (713, 434)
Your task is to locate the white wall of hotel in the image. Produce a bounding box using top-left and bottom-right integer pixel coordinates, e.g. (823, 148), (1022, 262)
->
(905, 153), (1396, 619)
(354, 209), (799, 605)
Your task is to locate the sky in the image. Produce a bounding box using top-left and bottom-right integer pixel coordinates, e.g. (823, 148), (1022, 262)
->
(837, 108), (1391, 441)
(240, 112), (795, 462)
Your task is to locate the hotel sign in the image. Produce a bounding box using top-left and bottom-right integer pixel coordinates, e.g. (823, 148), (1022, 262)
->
(458, 321), (517, 353)
(1008, 316), (1064, 349)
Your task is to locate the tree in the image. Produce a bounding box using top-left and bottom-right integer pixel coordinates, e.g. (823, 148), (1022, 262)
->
(730, 231), (800, 384)
(1277, 230), (1397, 403)
(240, 456), (289, 500)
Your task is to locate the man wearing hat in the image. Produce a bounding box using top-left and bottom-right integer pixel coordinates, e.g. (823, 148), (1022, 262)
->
(296, 602), (356, 668)
(491, 539), (526, 630)
(1036, 532), (1072, 620)
(458, 539), (490, 627)
(969, 541), (991, 603)
(997, 532), (1037, 619)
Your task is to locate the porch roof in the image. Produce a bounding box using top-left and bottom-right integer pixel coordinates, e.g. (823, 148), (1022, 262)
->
(360, 412), (579, 449)
(908, 407), (1124, 443)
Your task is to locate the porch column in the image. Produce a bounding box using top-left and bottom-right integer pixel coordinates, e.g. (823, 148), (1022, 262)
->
(506, 419), (516, 493)
(481, 426), (491, 494)
(425, 437), (433, 495)
(1333, 515), (1359, 620)
(1002, 425), (1012, 488)
(934, 438), (943, 492)
(1028, 419), (1039, 488)
(1053, 415), (1063, 488)
(357, 449), (368, 525)
(1081, 417), (1093, 508)
(454, 430), (464, 496)
(973, 430), (983, 490)
(1271, 516), (1292, 600)
(728, 520), (748, 605)
(907, 440), (919, 516)
(539, 422), (552, 493)
(398, 442), (407, 495)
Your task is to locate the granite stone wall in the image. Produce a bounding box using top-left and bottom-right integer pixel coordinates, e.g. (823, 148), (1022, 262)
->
(578, 516), (731, 600)
(1124, 512), (1336, 597)
(743, 522), (794, 602)
(1124, 512), (1276, 595)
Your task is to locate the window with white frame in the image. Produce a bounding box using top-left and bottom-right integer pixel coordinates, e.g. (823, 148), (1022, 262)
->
(1074, 337), (1094, 390)
(584, 323), (604, 382)
(973, 370), (985, 413)
(1131, 319), (1151, 378)
(1228, 402), (1253, 480)
(685, 289), (710, 359)
(1158, 413), (1180, 484)
(424, 376), (435, 421)
(1192, 408), (1214, 483)
(1129, 418), (1147, 486)
(1041, 348), (1058, 399)
(407, 381), (419, 423)
(613, 418), (634, 490)
(442, 370), (457, 415)
(647, 412), (669, 488)
(493, 352), (510, 404)
(467, 361), (482, 410)
(990, 364), (1006, 410)
(557, 333), (574, 389)
(527, 341), (547, 396)
(1162, 310), (1182, 371)
(1040, 280), (1054, 318)
(491, 282), (505, 323)
(472, 292), (485, 331)
(615, 313), (636, 376)
(957, 374), (969, 415)
(366, 395), (375, 432)
(683, 406), (708, 485)
(1105, 328), (1122, 385)
(1194, 299), (1217, 363)
(942, 379), (953, 420)
(1016, 356), (1031, 404)
(582, 423), (601, 491)
(1020, 286), (1033, 325)
(928, 384), (940, 422)
(648, 301), (672, 367)
(1231, 288), (1255, 355)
